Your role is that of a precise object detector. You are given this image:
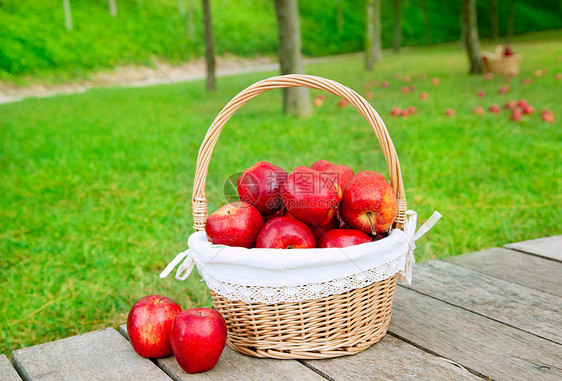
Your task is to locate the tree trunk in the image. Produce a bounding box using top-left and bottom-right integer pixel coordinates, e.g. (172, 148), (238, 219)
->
(365, 0), (382, 71)
(273, 0), (312, 116)
(186, 0), (193, 39)
(506, 0), (515, 43)
(421, 0), (431, 45)
(459, 11), (466, 50)
(393, 0), (401, 52)
(202, 0), (216, 90)
(462, 0), (482, 74)
(177, 0), (185, 15)
(489, 0), (498, 42)
(108, 0), (117, 17)
(336, 0), (343, 37)
(63, 0), (73, 30)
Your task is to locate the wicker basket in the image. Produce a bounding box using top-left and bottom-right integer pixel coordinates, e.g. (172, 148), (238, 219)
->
(482, 46), (521, 76)
(191, 74), (407, 359)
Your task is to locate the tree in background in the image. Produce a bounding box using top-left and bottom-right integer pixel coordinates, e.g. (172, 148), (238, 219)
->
(202, 0), (216, 90)
(506, 0), (515, 43)
(108, 0), (117, 17)
(462, 0), (482, 74)
(62, 0), (73, 31)
(273, 0), (312, 116)
(393, 0), (401, 52)
(421, 0), (431, 45)
(489, 0), (498, 42)
(336, 0), (344, 38)
(178, 0), (194, 38)
(365, 0), (382, 70)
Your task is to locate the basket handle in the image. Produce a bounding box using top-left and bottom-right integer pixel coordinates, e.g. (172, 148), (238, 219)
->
(192, 74), (407, 231)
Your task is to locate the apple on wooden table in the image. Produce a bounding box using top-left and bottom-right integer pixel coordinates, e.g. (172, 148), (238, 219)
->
(170, 308), (227, 374)
(127, 295), (182, 358)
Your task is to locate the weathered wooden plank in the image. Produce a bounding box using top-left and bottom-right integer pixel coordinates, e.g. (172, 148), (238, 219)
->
(390, 286), (562, 381)
(12, 328), (172, 381)
(407, 260), (562, 344)
(119, 324), (325, 381)
(0, 354), (22, 381)
(303, 334), (481, 380)
(505, 235), (562, 261)
(444, 247), (562, 297)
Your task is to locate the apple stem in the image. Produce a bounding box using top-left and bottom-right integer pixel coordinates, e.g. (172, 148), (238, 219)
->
(367, 212), (376, 235)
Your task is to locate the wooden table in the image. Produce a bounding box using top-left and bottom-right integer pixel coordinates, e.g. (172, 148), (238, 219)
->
(4, 235), (561, 380)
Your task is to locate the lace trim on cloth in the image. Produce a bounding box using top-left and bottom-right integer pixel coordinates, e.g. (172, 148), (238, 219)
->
(196, 254), (407, 304)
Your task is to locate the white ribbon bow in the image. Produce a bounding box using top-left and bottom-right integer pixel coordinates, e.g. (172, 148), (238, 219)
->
(159, 248), (194, 281)
(399, 210), (442, 285)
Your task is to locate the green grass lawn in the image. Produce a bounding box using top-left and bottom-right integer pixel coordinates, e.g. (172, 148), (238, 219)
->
(1, 32), (561, 355)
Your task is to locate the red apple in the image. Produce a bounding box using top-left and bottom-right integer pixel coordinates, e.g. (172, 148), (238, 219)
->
(504, 100), (517, 110)
(522, 105), (535, 115)
(473, 106), (485, 115)
(318, 229), (372, 248)
(419, 92), (429, 100)
(517, 100), (529, 108)
(503, 46), (514, 57)
(205, 202), (264, 248)
(310, 159), (355, 193)
(313, 98), (323, 107)
(381, 81), (389, 88)
(445, 108), (456, 116)
(431, 77), (440, 85)
(401, 86), (410, 94)
(308, 214), (339, 241)
(127, 295), (182, 358)
(477, 90), (485, 97)
(280, 167), (342, 227)
(340, 171), (398, 234)
(400, 109), (410, 118)
(394, 73), (401, 79)
(390, 107), (402, 116)
(256, 217), (316, 249)
(488, 104), (501, 113)
(510, 109), (522, 121)
(542, 110), (555, 123)
(484, 73), (493, 80)
(555, 73), (562, 80)
(365, 91), (374, 99)
(409, 85), (416, 92)
(337, 99), (347, 107)
(522, 77), (532, 85)
(237, 161), (287, 217)
(403, 75), (412, 83)
(170, 308), (227, 374)
(498, 84), (510, 94)
(317, 94), (326, 101)
(407, 106), (418, 115)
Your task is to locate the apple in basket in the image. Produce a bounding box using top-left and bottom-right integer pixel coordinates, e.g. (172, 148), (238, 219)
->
(170, 308), (227, 374)
(256, 216), (316, 249)
(340, 171), (398, 235)
(205, 201), (264, 248)
(308, 213), (339, 241)
(317, 229), (372, 248)
(310, 159), (355, 193)
(127, 295), (182, 358)
(237, 161), (288, 217)
(280, 166), (342, 227)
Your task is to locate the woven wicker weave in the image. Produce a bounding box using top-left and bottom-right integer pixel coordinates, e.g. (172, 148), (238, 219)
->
(191, 74), (407, 359)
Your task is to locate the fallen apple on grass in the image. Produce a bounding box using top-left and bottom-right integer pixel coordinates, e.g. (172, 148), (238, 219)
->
(444, 108), (456, 116)
(205, 201), (264, 248)
(170, 308), (227, 374)
(419, 92), (429, 100)
(488, 104), (501, 113)
(522, 78), (532, 85)
(473, 106), (485, 115)
(128, 295), (182, 358)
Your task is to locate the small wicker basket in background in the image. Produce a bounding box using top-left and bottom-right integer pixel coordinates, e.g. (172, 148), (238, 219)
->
(482, 45), (521, 76)
(190, 74), (408, 359)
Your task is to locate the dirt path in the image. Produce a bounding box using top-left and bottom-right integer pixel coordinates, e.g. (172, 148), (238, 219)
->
(0, 56), (279, 105)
